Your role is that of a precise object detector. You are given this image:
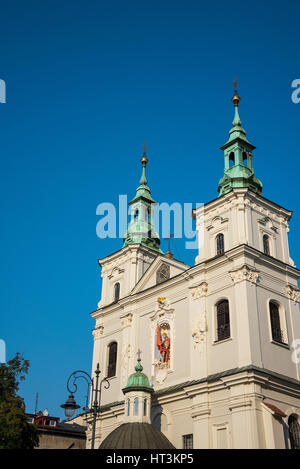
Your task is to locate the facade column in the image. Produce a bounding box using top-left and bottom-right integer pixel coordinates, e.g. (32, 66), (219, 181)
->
(229, 266), (261, 367)
(191, 392), (211, 449)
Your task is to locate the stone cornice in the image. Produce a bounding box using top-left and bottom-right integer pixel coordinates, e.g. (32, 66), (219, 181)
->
(98, 244), (158, 268)
(91, 244), (300, 319)
(193, 188), (292, 221)
(96, 365), (300, 420)
(155, 365), (300, 400)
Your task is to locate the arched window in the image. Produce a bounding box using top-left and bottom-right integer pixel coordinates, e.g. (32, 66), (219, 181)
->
(107, 342), (117, 378)
(216, 233), (224, 255)
(242, 151), (248, 167)
(229, 152), (235, 167)
(269, 301), (284, 343)
(127, 400), (130, 416)
(216, 300), (230, 341)
(134, 209), (139, 221)
(288, 414), (300, 449)
(134, 398), (139, 416)
(263, 234), (270, 255)
(143, 398), (147, 416)
(114, 282), (120, 302)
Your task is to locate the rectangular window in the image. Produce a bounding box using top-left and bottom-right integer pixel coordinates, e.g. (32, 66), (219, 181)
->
(107, 342), (118, 378)
(216, 300), (230, 341)
(270, 302), (285, 344)
(183, 434), (193, 449)
(216, 233), (225, 255)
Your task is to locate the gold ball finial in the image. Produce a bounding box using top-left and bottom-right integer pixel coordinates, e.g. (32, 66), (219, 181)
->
(232, 93), (241, 106)
(141, 141), (148, 167)
(232, 77), (240, 106)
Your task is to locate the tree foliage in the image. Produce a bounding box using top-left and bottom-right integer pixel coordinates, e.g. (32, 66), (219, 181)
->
(0, 353), (39, 449)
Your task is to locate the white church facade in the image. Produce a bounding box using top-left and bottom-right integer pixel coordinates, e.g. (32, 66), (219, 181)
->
(88, 91), (300, 449)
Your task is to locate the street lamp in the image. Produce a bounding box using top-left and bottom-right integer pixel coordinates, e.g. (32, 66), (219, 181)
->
(61, 393), (80, 418)
(61, 363), (110, 449)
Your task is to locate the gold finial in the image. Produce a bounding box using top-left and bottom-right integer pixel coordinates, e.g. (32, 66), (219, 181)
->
(232, 77), (241, 106)
(141, 141), (148, 167)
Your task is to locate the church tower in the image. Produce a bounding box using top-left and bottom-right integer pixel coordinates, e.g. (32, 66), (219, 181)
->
(95, 148), (161, 310)
(89, 91), (300, 450)
(217, 89), (262, 197)
(123, 145), (162, 253)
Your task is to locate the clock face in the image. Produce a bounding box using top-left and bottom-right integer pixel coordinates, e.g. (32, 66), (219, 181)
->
(156, 264), (170, 284)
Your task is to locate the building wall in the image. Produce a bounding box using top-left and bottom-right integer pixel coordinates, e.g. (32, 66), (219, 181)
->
(90, 369), (300, 449)
(37, 431), (86, 449)
(89, 188), (300, 449)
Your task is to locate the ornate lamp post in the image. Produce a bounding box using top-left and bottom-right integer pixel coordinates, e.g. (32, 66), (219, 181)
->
(61, 363), (110, 449)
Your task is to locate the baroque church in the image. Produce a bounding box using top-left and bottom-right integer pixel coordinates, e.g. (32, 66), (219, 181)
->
(88, 91), (300, 449)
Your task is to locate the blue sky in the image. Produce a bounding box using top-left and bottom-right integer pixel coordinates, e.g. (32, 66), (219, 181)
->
(1, 0), (299, 418)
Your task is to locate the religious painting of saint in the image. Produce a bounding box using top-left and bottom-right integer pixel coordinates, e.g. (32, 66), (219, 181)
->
(155, 322), (171, 366)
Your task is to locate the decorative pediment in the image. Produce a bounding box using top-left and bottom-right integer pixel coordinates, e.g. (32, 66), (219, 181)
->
(229, 265), (260, 285)
(206, 216), (229, 231)
(130, 255), (189, 295)
(257, 216), (278, 233)
(108, 266), (125, 279)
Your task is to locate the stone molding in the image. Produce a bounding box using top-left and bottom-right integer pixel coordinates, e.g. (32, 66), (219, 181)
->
(92, 325), (104, 339)
(229, 399), (252, 411)
(286, 285), (300, 304)
(120, 313), (133, 328)
(192, 282), (208, 300)
(191, 405), (211, 420)
(108, 266), (125, 279)
(229, 265), (259, 285)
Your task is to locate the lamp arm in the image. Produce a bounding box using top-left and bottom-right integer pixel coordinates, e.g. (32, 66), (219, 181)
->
(66, 370), (92, 395)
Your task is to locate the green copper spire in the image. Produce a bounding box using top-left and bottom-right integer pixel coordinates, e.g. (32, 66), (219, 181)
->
(123, 145), (162, 252)
(122, 355), (153, 395)
(139, 143), (148, 186)
(218, 88), (263, 197)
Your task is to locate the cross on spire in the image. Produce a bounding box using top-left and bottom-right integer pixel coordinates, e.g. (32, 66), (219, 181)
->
(137, 349), (142, 361)
(142, 141), (147, 157)
(164, 232), (174, 252)
(164, 232), (174, 259)
(233, 77), (239, 95)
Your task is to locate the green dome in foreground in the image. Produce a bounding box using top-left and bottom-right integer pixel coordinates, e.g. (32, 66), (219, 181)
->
(122, 358), (153, 394)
